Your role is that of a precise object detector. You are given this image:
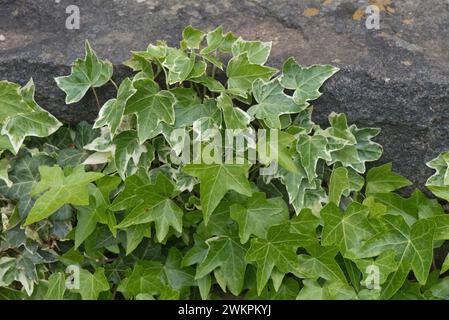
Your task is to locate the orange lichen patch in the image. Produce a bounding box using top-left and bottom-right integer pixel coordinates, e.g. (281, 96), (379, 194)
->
(368, 0), (393, 12)
(323, 0), (333, 6)
(303, 8), (320, 17)
(353, 8), (365, 21)
(402, 19), (414, 25)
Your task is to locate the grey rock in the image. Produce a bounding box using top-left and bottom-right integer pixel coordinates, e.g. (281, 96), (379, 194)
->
(1, 0), (449, 187)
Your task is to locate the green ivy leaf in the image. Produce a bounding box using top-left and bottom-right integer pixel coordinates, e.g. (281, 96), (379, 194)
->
(113, 173), (183, 242)
(366, 163), (412, 195)
(328, 167), (349, 205)
(358, 216), (436, 298)
(246, 223), (302, 295)
(44, 272), (66, 300)
(55, 40), (113, 104)
(25, 165), (103, 225)
(230, 192), (289, 244)
(124, 79), (175, 143)
(195, 235), (248, 296)
(183, 163), (252, 224)
(76, 268), (110, 300)
(321, 202), (374, 255)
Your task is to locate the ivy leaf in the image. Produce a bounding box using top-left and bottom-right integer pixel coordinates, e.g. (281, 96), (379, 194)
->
(321, 202), (374, 255)
(279, 57), (338, 105)
(25, 165), (104, 225)
(163, 48), (195, 84)
(231, 38), (272, 65)
(249, 78), (303, 129)
(55, 40), (113, 104)
(200, 26), (225, 55)
(426, 151), (449, 201)
(125, 223), (151, 255)
(44, 272), (66, 300)
(195, 235), (248, 296)
(246, 223), (302, 295)
(118, 261), (165, 298)
(297, 134), (331, 182)
(114, 173), (183, 243)
(366, 163), (412, 195)
(112, 130), (147, 179)
(298, 244), (347, 283)
(164, 248), (195, 290)
(124, 79), (175, 143)
(358, 216), (436, 298)
(217, 93), (251, 129)
(328, 167), (349, 205)
(0, 80), (62, 153)
(182, 25), (205, 49)
(226, 53), (277, 95)
(277, 164), (325, 214)
(76, 268), (110, 300)
(355, 250), (398, 286)
(289, 208), (320, 245)
(183, 163), (252, 224)
(94, 78), (137, 136)
(230, 192), (289, 244)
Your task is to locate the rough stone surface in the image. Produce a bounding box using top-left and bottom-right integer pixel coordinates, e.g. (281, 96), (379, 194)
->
(1, 0), (449, 187)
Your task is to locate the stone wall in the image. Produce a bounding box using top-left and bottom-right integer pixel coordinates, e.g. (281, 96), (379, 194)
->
(1, 0), (449, 187)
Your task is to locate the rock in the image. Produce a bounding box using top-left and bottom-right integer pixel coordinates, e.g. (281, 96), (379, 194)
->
(1, 0), (448, 187)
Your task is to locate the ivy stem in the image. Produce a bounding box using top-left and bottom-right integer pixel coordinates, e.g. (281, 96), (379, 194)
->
(110, 79), (119, 91)
(92, 87), (101, 110)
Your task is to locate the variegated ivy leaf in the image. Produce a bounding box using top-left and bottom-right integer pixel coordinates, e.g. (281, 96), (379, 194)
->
(76, 268), (110, 300)
(320, 113), (382, 173)
(112, 130), (147, 179)
(249, 78), (303, 129)
(55, 40), (113, 104)
(296, 134), (331, 182)
(216, 93), (251, 129)
(0, 80), (62, 153)
(328, 166), (349, 206)
(425, 151), (449, 201)
(182, 25), (205, 49)
(124, 78), (176, 143)
(163, 47), (195, 84)
(279, 57), (339, 105)
(231, 38), (272, 65)
(0, 159), (12, 188)
(94, 78), (137, 136)
(200, 26), (225, 55)
(275, 163), (325, 214)
(226, 53), (277, 96)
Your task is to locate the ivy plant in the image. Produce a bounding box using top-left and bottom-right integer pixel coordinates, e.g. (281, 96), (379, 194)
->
(1, 26), (449, 300)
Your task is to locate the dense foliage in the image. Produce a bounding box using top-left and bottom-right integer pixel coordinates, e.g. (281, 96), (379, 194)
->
(1, 26), (449, 300)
